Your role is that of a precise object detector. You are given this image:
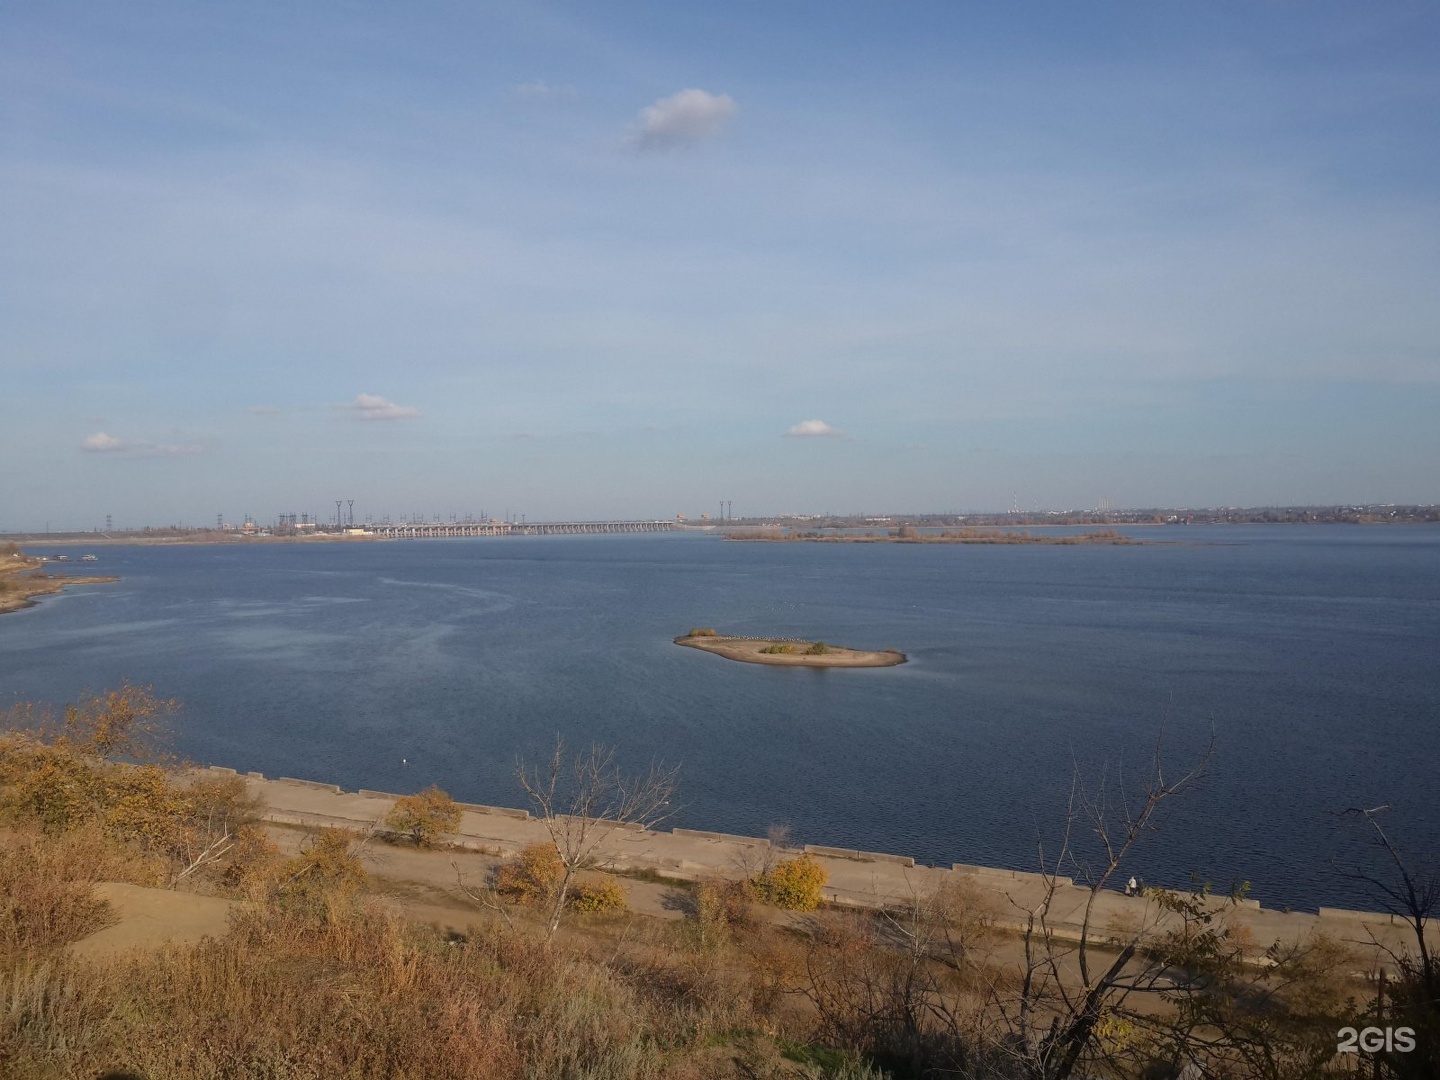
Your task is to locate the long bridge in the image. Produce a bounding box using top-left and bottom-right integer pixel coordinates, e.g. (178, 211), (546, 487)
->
(367, 519), (682, 539)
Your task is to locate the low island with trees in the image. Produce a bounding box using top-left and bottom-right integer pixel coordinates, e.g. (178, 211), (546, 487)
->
(675, 628), (907, 667)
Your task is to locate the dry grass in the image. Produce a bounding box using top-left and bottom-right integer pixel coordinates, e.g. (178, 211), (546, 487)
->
(0, 824), (163, 964)
(0, 899), (757, 1080)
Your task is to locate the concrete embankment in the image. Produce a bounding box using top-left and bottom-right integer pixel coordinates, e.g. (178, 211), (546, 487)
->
(223, 767), (1433, 968)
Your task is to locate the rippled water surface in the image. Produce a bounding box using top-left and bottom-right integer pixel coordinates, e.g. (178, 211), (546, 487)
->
(3, 525), (1437, 910)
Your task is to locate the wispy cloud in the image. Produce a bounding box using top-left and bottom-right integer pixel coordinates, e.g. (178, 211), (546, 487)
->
(80, 432), (205, 457)
(785, 419), (844, 438)
(514, 80), (577, 101)
(81, 432), (127, 453)
(342, 393), (420, 421)
(627, 88), (737, 150)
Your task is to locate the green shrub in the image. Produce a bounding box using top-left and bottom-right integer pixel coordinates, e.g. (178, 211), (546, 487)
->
(688, 627), (719, 637)
(806, 641), (830, 656)
(756, 855), (827, 911)
(760, 644), (797, 655)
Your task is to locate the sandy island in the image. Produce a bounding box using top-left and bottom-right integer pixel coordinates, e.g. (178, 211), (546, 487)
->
(675, 632), (906, 668)
(0, 550), (119, 615)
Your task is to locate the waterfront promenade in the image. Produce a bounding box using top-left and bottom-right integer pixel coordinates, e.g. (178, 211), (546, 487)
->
(229, 768), (1433, 971)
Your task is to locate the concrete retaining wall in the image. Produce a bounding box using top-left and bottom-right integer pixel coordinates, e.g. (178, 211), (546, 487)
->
(234, 767), (1412, 928)
(457, 802), (531, 821)
(352, 792), (530, 820)
(859, 850), (915, 867)
(278, 777), (342, 793)
(673, 828), (768, 846)
(954, 862), (1016, 877)
(1320, 907), (1397, 924)
(953, 863), (1074, 888)
(806, 844), (864, 861)
(805, 844), (915, 867)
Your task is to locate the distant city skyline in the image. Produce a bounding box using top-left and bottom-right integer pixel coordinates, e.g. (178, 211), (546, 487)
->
(4, 3), (1438, 531)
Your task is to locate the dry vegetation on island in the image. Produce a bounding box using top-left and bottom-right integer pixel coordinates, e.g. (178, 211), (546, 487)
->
(1, 686), (1437, 1079)
(676, 632), (907, 667)
(0, 542), (119, 614)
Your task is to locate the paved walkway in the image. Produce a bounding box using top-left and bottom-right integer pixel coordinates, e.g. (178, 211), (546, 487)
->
(230, 769), (1434, 973)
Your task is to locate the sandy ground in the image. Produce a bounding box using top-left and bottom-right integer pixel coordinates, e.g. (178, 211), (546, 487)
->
(68, 882), (238, 959)
(675, 634), (907, 667)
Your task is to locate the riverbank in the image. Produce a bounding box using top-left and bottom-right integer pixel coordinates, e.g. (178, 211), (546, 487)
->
(0, 549), (119, 614)
(230, 766), (1433, 968)
(675, 632), (907, 667)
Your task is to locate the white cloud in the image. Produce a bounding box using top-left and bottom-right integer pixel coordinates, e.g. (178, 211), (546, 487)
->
(628, 88), (737, 150)
(785, 419), (844, 438)
(344, 393), (420, 421)
(81, 431), (127, 453)
(514, 80), (577, 101)
(80, 432), (205, 457)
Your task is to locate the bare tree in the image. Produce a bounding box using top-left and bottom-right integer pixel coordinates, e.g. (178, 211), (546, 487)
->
(730, 821), (794, 884)
(517, 738), (679, 938)
(1338, 806), (1440, 1080)
(985, 735), (1214, 1079)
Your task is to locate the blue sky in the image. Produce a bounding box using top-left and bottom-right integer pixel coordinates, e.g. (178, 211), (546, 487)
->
(3, 2), (1438, 528)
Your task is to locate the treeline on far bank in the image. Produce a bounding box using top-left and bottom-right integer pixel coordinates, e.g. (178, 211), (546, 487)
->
(727, 527), (1139, 544)
(2, 685), (1437, 1080)
(725, 505), (1440, 530)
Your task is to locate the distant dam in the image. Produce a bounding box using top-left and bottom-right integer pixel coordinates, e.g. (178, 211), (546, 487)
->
(367, 519), (682, 539)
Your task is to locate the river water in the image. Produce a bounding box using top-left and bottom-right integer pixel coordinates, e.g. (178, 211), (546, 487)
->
(2, 525), (1436, 910)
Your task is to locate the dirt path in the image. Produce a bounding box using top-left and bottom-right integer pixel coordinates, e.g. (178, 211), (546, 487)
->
(68, 883), (238, 958)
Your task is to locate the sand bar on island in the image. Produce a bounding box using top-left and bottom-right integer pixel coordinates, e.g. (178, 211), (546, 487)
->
(674, 632), (906, 668)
